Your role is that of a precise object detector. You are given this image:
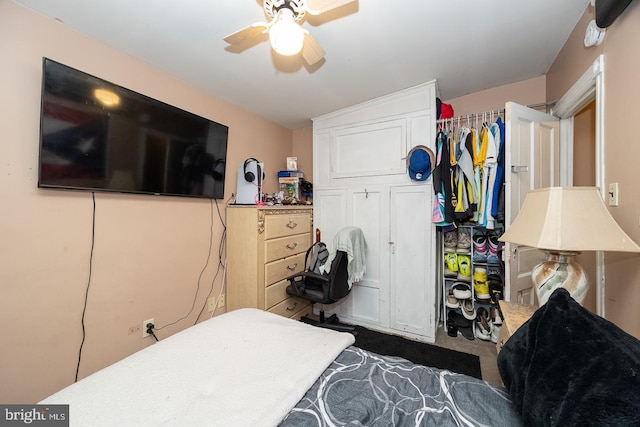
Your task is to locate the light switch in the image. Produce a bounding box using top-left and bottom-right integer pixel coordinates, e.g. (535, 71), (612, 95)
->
(608, 183), (619, 206)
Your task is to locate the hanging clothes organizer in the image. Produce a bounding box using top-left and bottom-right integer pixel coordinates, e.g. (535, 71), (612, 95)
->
(433, 110), (506, 231)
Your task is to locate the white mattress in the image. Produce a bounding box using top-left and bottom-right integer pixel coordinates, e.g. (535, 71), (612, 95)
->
(41, 308), (355, 426)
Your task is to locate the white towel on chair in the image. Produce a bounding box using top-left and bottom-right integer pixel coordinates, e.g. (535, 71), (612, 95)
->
(321, 226), (367, 288)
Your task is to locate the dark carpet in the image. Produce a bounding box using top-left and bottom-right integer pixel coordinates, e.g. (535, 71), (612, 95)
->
(352, 325), (482, 379)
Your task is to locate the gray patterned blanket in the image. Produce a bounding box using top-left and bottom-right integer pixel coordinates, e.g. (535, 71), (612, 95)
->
(280, 346), (521, 427)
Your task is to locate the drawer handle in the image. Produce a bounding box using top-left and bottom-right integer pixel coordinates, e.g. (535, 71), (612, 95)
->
(286, 263), (298, 271)
(286, 220), (298, 229)
(286, 302), (298, 312)
(286, 243), (298, 250)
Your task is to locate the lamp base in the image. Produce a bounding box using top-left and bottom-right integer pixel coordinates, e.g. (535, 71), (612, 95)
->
(532, 251), (589, 305)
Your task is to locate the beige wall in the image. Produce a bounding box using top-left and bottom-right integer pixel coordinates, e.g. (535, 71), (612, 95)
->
(444, 75), (547, 116)
(0, 2), (293, 403)
(547, 3), (640, 337)
(292, 126), (313, 180)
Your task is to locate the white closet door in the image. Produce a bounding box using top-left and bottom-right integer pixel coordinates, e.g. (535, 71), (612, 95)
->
(504, 102), (560, 304)
(389, 185), (435, 339)
(346, 186), (390, 327)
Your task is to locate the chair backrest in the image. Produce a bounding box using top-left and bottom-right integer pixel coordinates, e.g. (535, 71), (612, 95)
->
(327, 250), (350, 302)
(305, 241), (329, 274)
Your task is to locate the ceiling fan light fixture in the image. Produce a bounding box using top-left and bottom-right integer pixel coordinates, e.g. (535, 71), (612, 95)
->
(269, 9), (305, 56)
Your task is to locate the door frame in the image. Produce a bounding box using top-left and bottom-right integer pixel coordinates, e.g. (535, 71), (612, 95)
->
(552, 54), (606, 317)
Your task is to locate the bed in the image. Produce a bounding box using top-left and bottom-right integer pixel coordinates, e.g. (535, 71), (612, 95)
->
(41, 289), (640, 426)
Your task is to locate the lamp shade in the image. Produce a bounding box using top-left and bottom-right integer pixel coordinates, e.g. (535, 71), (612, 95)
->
(499, 187), (640, 252)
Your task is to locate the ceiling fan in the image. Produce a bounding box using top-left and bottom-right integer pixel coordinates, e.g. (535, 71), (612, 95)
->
(223, 0), (356, 65)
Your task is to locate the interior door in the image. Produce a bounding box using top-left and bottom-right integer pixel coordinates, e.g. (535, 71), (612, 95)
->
(504, 102), (560, 304)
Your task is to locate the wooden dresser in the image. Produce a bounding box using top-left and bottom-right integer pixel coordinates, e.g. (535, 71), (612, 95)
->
(226, 205), (314, 319)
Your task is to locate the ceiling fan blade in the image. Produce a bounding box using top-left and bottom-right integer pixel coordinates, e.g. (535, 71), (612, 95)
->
(301, 32), (325, 65)
(223, 22), (269, 45)
(306, 0), (356, 15)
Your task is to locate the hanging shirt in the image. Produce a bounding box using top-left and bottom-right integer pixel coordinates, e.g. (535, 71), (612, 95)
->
(471, 127), (482, 222)
(484, 122), (500, 229)
(491, 117), (506, 224)
(432, 131), (454, 225)
(477, 125), (491, 226)
(454, 127), (477, 222)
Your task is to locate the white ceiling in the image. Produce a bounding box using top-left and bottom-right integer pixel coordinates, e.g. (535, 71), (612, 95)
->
(13, 0), (589, 129)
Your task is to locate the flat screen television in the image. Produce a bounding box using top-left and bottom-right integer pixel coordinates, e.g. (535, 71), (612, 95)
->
(38, 58), (229, 199)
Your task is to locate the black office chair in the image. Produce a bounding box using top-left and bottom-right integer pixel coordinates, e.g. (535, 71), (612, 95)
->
(286, 245), (355, 333)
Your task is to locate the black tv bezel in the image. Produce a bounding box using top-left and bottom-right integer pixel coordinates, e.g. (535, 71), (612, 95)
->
(37, 58), (229, 200)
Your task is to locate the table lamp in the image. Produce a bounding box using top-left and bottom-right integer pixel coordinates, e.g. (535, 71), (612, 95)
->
(499, 187), (640, 305)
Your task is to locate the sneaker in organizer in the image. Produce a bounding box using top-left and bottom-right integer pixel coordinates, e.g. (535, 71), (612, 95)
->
(445, 291), (459, 309)
(491, 324), (501, 343)
(448, 311), (474, 341)
(490, 306), (503, 326)
(444, 252), (458, 277)
(488, 274), (504, 305)
(456, 228), (472, 253)
(487, 232), (501, 265)
(456, 254), (472, 282)
(447, 320), (458, 337)
(475, 307), (492, 341)
(462, 298), (477, 321)
(443, 230), (458, 252)
(472, 231), (488, 263)
(473, 267), (490, 301)
(452, 282), (472, 300)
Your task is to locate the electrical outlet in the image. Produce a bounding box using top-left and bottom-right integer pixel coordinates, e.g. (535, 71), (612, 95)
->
(207, 297), (217, 312)
(128, 324), (141, 335)
(218, 294), (225, 308)
(142, 318), (154, 338)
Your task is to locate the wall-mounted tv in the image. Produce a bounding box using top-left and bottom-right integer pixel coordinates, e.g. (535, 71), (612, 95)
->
(38, 58), (229, 199)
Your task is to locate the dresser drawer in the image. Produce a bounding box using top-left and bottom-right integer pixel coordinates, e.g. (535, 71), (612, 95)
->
(289, 303), (313, 320)
(265, 279), (290, 309)
(264, 253), (306, 286)
(264, 234), (311, 264)
(268, 296), (310, 318)
(264, 213), (311, 240)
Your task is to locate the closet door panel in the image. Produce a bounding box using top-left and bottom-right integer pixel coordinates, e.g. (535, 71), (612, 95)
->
(534, 121), (560, 188)
(313, 189), (347, 243)
(389, 185), (435, 339)
(313, 131), (332, 188)
(346, 186), (389, 326)
(330, 120), (406, 179)
(311, 189), (348, 320)
(409, 112), (435, 150)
